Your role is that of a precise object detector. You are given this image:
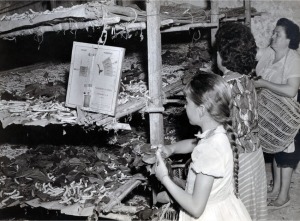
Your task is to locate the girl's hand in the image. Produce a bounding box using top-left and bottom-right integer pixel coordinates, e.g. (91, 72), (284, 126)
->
(152, 144), (172, 158)
(159, 145), (173, 158)
(155, 150), (169, 184)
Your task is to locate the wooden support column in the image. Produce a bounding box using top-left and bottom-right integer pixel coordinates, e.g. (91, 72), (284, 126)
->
(49, 0), (57, 10)
(245, 0), (251, 28)
(146, 0), (164, 146)
(210, 0), (219, 46)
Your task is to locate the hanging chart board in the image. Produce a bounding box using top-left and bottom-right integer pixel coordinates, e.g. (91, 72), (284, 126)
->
(66, 42), (125, 116)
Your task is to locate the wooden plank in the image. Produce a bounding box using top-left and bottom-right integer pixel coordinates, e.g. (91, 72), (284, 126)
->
(0, 4), (93, 33)
(0, 1), (44, 17)
(26, 198), (134, 220)
(0, 18), (120, 39)
(146, 0), (164, 146)
(0, 62), (51, 76)
(161, 22), (218, 33)
(100, 178), (142, 213)
(0, 18), (204, 38)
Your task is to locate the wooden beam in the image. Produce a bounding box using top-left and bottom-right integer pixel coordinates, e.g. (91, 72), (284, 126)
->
(146, 0), (164, 146)
(0, 18), (121, 39)
(49, 0), (57, 10)
(161, 22), (218, 33)
(245, 0), (251, 28)
(210, 0), (219, 46)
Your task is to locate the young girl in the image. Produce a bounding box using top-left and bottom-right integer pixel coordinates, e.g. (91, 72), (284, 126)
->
(155, 73), (251, 221)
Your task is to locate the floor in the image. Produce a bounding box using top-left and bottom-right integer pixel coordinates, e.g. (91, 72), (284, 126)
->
(266, 162), (300, 221)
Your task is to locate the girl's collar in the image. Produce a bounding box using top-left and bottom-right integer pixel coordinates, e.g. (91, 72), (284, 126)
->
(222, 70), (243, 82)
(195, 125), (225, 139)
(223, 69), (231, 75)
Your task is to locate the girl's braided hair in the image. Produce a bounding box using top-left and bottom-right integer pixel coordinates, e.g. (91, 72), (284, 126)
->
(184, 73), (239, 198)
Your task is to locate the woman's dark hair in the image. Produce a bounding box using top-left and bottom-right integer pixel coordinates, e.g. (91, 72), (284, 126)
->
(215, 23), (257, 76)
(276, 18), (300, 50)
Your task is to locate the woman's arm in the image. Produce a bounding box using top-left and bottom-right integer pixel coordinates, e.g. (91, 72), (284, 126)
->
(254, 77), (300, 97)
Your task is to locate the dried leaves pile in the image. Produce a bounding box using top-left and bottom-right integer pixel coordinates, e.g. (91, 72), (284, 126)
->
(0, 143), (147, 211)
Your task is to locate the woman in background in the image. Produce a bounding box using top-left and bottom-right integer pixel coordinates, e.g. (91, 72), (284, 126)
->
(215, 22), (268, 220)
(255, 18), (300, 209)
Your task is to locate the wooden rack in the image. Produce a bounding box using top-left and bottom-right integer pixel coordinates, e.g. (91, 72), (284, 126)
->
(0, 0), (256, 146)
(0, 1), (256, 220)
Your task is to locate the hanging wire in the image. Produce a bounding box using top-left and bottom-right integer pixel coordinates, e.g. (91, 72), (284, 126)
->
(34, 33), (44, 50)
(129, 7), (138, 23)
(192, 29), (201, 43)
(3, 37), (16, 41)
(97, 4), (109, 45)
(98, 25), (108, 45)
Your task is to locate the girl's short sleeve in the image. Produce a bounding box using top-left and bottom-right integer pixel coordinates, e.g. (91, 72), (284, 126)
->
(191, 145), (226, 178)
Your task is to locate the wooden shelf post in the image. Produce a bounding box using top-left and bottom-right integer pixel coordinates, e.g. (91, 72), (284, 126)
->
(49, 0), (57, 10)
(245, 0), (251, 28)
(146, 0), (164, 146)
(210, 0), (219, 46)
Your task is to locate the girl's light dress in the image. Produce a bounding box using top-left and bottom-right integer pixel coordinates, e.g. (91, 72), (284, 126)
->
(179, 126), (251, 221)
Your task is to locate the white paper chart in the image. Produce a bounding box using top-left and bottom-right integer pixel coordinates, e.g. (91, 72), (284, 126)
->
(66, 42), (125, 116)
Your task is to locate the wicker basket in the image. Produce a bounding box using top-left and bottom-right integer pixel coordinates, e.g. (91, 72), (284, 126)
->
(156, 164), (186, 221)
(162, 207), (179, 221)
(258, 89), (300, 153)
(171, 164), (186, 179)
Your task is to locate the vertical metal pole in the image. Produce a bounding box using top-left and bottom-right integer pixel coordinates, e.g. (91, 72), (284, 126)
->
(245, 0), (251, 28)
(210, 0), (219, 46)
(146, 0), (164, 146)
